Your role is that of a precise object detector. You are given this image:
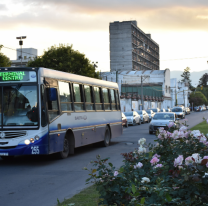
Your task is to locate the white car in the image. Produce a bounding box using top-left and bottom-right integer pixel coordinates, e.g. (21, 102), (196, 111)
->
(136, 110), (149, 123)
(149, 112), (178, 134)
(123, 111), (141, 126)
(172, 107), (185, 119)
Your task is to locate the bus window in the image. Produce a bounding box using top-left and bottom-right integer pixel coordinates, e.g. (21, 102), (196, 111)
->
(84, 85), (94, 110)
(115, 90), (120, 110)
(46, 88), (59, 121)
(58, 81), (73, 112)
(94, 87), (103, 110)
(110, 89), (116, 110)
(73, 83), (84, 111)
(41, 85), (47, 127)
(102, 88), (110, 110)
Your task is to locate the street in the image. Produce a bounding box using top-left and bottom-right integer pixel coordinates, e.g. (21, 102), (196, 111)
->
(1, 111), (208, 206)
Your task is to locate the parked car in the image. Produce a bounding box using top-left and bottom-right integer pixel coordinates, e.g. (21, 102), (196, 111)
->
(122, 113), (128, 127)
(172, 107), (185, 119)
(136, 110), (149, 123)
(160, 108), (166, 112)
(146, 109), (155, 121)
(149, 112), (178, 134)
(202, 106), (206, 111)
(123, 111), (141, 126)
(185, 107), (190, 115)
(165, 108), (171, 112)
(194, 106), (200, 112)
(151, 108), (160, 113)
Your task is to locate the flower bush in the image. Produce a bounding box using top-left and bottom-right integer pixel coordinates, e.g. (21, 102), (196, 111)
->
(85, 121), (208, 205)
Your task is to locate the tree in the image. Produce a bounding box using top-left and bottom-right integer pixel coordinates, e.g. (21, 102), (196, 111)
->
(181, 67), (193, 90)
(189, 91), (208, 106)
(27, 44), (100, 79)
(198, 73), (208, 87)
(0, 45), (11, 67)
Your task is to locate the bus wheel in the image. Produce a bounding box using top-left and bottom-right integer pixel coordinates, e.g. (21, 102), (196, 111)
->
(1, 156), (14, 161)
(58, 138), (70, 159)
(103, 127), (111, 147)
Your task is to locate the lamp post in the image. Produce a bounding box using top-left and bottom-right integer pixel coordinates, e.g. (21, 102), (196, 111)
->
(16, 36), (26, 67)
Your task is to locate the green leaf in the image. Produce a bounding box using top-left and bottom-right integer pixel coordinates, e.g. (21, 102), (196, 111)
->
(140, 197), (145, 204)
(108, 162), (113, 167)
(132, 184), (136, 194)
(92, 169), (97, 173)
(165, 193), (172, 202)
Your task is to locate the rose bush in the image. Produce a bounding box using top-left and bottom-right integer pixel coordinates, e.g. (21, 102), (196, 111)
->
(85, 121), (208, 205)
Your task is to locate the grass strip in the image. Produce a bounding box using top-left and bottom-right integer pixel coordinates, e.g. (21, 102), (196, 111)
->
(190, 120), (208, 135)
(57, 185), (99, 206)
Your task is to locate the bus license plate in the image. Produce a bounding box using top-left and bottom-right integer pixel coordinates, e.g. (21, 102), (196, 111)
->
(0, 153), (8, 156)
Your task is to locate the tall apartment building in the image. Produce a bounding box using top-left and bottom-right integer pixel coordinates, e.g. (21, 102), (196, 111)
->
(110, 21), (160, 72)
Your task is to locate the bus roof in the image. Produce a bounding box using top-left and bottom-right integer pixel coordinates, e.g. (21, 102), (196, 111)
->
(39, 67), (119, 89)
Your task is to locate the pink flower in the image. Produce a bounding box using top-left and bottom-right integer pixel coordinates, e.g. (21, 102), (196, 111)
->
(179, 126), (187, 132)
(159, 127), (164, 132)
(174, 155), (184, 167)
(167, 131), (172, 138)
(154, 164), (163, 168)
(206, 162), (208, 168)
(185, 156), (194, 165)
(114, 171), (119, 176)
(168, 121), (175, 128)
(150, 157), (160, 165)
(184, 132), (190, 138)
(172, 130), (179, 139)
(153, 154), (161, 158)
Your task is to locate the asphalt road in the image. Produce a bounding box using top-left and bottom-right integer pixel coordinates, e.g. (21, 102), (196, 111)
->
(1, 111), (208, 206)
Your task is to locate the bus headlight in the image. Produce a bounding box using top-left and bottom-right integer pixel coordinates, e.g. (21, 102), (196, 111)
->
(24, 139), (30, 145)
(30, 138), (34, 143)
(35, 135), (40, 141)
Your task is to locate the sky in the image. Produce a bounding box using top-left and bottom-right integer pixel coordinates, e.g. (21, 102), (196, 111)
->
(1, 0), (208, 76)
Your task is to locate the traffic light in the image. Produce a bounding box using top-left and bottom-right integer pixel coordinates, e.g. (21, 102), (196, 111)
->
(201, 86), (203, 90)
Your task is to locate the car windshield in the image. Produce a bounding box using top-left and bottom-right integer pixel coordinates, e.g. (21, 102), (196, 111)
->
(146, 110), (151, 113)
(172, 108), (182, 112)
(1, 85), (38, 126)
(153, 113), (174, 120)
(137, 111), (142, 114)
(124, 112), (133, 116)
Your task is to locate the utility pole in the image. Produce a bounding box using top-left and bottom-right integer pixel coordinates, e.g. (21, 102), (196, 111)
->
(183, 90), (185, 107)
(16, 36), (26, 66)
(140, 75), (149, 110)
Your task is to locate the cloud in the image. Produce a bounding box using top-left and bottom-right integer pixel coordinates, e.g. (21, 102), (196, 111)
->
(0, 4), (7, 11)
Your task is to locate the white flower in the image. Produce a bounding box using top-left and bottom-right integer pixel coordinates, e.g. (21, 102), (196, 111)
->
(179, 126), (188, 132)
(138, 138), (146, 146)
(114, 171), (119, 176)
(200, 136), (207, 143)
(141, 177), (150, 183)
(191, 130), (201, 138)
(138, 146), (146, 154)
(134, 162), (143, 169)
(192, 153), (202, 164)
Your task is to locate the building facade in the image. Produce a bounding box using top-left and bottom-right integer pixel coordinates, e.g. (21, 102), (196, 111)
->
(11, 48), (37, 67)
(101, 69), (171, 112)
(110, 20), (160, 72)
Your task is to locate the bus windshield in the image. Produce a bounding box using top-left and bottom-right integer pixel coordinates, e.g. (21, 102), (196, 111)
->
(2, 85), (38, 126)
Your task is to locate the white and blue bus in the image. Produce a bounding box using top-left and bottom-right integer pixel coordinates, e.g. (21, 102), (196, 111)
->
(0, 67), (123, 160)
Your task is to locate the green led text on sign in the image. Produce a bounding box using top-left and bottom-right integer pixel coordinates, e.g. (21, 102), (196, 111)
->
(0, 72), (26, 81)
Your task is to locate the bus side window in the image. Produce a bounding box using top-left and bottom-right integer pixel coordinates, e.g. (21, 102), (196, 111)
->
(41, 85), (47, 127)
(84, 85), (94, 110)
(73, 83), (85, 111)
(115, 90), (121, 110)
(94, 87), (103, 110)
(110, 89), (116, 110)
(46, 88), (60, 121)
(58, 81), (73, 112)
(102, 88), (110, 110)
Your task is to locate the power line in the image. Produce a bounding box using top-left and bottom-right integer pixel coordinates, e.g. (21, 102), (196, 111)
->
(1, 45), (37, 57)
(161, 56), (208, 61)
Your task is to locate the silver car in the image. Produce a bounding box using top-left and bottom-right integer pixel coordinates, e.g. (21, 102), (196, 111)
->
(123, 111), (141, 126)
(172, 107), (185, 119)
(146, 109), (155, 121)
(136, 110), (149, 123)
(149, 112), (178, 134)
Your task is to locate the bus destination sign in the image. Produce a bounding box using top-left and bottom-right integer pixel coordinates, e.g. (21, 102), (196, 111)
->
(0, 71), (30, 82)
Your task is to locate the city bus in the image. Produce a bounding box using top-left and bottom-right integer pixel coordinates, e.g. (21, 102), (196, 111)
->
(0, 67), (123, 160)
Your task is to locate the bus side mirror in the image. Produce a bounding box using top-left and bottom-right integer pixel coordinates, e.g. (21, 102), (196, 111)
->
(49, 88), (57, 101)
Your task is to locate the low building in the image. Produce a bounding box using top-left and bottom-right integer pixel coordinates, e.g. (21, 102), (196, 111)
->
(101, 69), (171, 112)
(11, 48), (37, 67)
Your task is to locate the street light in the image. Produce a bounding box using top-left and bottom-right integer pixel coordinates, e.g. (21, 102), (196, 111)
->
(16, 36), (27, 66)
